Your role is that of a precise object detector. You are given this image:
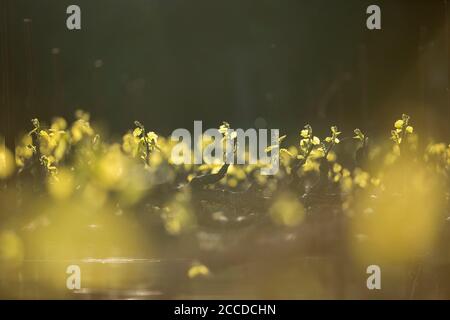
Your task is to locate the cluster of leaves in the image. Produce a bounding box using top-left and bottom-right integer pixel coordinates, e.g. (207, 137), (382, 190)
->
(0, 112), (449, 237)
(15, 111), (95, 175)
(122, 121), (159, 164)
(391, 113), (414, 145)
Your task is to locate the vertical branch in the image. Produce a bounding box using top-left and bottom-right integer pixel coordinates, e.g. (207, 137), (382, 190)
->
(92, 59), (104, 115)
(51, 48), (63, 117)
(0, 0), (6, 139)
(358, 44), (369, 129)
(0, 0), (15, 153)
(23, 18), (35, 117)
(445, 0), (450, 137)
(418, 26), (428, 137)
(335, 64), (344, 125)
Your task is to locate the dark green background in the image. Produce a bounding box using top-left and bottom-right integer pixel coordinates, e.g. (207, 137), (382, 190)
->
(1, 0), (449, 140)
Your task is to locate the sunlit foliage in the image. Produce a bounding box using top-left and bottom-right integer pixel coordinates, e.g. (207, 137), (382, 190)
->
(0, 111), (449, 298)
